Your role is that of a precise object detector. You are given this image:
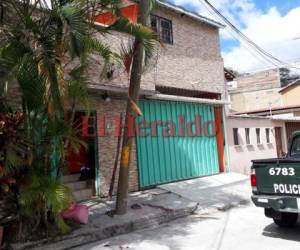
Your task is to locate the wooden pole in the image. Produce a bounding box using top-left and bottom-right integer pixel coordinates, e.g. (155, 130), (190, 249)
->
(115, 0), (151, 215)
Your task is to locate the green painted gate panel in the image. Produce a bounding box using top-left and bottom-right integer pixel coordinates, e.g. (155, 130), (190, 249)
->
(136, 99), (219, 188)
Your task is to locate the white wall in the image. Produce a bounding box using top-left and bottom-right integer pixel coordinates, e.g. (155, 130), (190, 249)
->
(226, 117), (287, 175)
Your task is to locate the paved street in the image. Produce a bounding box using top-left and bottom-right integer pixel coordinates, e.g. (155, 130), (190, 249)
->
(74, 203), (300, 250)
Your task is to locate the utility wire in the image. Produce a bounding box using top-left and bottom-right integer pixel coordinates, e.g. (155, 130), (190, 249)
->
(200, 0), (279, 67)
(199, 0), (300, 70)
(200, 1), (281, 68)
(201, 0), (282, 65)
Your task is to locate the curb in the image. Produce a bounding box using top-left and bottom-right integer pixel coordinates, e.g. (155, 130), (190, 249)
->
(11, 202), (198, 250)
(194, 197), (251, 216)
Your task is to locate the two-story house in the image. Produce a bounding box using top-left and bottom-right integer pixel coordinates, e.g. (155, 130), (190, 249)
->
(62, 0), (228, 200)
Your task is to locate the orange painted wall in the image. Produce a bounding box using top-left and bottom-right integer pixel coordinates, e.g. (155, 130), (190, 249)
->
(94, 4), (139, 25)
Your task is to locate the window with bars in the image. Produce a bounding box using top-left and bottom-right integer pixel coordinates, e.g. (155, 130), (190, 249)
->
(266, 128), (270, 143)
(245, 128), (250, 145)
(151, 15), (173, 44)
(256, 128), (261, 144)
(233, 128), (239, 145)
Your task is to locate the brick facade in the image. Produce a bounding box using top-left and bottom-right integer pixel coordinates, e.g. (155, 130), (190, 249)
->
(88, 6), (225, 96)
(147, 7), (224, 94)
(81, 96), (139, 196)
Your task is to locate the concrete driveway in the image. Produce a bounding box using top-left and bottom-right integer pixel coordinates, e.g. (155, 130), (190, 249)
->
(73, 203), (300, 250)
(159, 173), (251, 210)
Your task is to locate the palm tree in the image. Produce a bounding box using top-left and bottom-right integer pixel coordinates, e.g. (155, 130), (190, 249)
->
(0, 0), (158, 239)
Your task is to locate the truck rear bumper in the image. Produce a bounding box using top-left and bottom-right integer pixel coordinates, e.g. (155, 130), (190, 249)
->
(252, 195), (300, 213)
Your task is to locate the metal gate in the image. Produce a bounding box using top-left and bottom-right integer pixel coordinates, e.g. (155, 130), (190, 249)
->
(136, 99), (220, 188)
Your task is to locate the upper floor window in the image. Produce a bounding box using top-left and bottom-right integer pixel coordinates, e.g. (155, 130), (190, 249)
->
(151, 15), (173, 44)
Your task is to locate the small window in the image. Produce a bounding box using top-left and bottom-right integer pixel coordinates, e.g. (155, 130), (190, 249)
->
(233, 128), (239, 145)
(256, 128), (260, 144)
(151, 15), (173, 44)
(245, 128), (250, 145)
(266, 128), (270, 143)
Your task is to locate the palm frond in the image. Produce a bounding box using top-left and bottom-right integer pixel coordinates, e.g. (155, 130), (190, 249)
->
(108, 17), (154, 41)
(81, 36), (121, 63)
(108, 17), (160, 71)
(3, 141), (28, 174)
(19, 174), (73, 233)
(16, 54), (46, 110)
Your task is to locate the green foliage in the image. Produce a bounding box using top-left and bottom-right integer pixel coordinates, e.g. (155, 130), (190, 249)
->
(0, 0), (159, 241)
(0, 113), (27, 176)
(109, 17), (159, 74)
(19, 173), (73, 234)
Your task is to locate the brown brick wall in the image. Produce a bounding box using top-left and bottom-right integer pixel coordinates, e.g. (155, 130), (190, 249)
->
(87, 96), (139, 196)
(88, 6), (225, 95)
(146, 7), (224, 94)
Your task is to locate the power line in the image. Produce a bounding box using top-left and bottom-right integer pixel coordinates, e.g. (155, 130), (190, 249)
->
(201, 2), (280, 68)
(201, 0), (283, 66)
(199, 0), (300, 71)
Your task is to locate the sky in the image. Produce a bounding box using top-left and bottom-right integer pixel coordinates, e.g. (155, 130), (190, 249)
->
(171, 0), (300, 73)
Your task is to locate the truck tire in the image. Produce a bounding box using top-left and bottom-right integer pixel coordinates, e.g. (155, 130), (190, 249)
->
(273, 212), (298, 227)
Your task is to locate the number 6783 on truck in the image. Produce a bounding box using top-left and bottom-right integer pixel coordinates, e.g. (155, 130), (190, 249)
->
(251, 131), (300, 227)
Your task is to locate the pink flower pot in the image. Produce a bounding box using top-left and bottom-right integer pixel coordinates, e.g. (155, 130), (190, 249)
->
(0, 226), (3, 246)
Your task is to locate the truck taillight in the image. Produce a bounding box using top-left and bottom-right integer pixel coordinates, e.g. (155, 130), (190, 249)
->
(251, 174), (257, 187)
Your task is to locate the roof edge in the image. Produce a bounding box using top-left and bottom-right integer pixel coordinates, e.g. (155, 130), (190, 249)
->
(233, 104), (300, 116)
(156, 0), (225, 29)
(279, 79), (300, 93)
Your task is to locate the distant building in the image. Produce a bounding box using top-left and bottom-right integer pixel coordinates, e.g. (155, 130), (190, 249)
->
(229, 68), (300, 113)
(225, 68), (300, 176)
(279, 79), (300, 107)
(227, 115), (289, 175)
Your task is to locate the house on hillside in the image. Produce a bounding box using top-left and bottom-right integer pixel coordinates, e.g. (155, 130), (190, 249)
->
(229, 68), (300, 113)
(62, 0), (228, 200)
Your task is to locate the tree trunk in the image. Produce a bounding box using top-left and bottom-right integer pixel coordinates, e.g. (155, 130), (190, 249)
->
(109, 112), (123, 199)
(115, 0), (151, 215)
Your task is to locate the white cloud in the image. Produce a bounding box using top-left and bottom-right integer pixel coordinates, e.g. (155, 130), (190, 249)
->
(172, 0), (300, 73)
(223, 6), (300, 73)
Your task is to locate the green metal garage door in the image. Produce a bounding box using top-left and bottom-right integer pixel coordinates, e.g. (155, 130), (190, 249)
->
(136, 99), (219, 188)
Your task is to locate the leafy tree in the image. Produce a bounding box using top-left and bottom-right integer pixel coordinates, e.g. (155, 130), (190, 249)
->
(0, 0), (157, 240)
